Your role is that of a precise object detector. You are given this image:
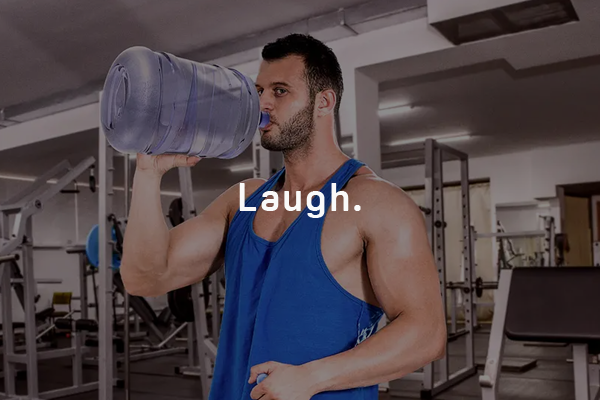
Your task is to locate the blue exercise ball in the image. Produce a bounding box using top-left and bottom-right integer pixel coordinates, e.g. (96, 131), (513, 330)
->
(86, 224), (121, 269)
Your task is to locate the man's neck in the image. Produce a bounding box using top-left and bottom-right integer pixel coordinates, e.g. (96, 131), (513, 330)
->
(281, 142), (349, 193)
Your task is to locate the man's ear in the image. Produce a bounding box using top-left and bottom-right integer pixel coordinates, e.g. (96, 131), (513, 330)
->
(316, 89), (336, 116)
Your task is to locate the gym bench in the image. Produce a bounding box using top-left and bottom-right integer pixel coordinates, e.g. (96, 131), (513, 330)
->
(480, 267), (600, 400)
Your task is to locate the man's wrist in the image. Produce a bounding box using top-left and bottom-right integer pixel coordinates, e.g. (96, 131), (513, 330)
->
(301, 359), (333, 395)
(134, 169), (164, 184)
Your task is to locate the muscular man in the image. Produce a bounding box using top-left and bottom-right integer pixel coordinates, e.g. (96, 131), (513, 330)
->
(121, 34), (446, 400)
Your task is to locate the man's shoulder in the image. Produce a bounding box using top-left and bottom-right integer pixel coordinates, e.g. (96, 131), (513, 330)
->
(219, 178), (267, 218)
(345, 168), (410, 205)
(223, 178), (266, 198)
(344, 168), (421, 222)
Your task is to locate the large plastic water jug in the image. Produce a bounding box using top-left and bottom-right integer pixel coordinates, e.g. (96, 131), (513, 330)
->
(100, 46), (269, 159)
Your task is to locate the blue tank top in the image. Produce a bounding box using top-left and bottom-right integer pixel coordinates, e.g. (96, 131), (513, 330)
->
(209, 158), (385, 399)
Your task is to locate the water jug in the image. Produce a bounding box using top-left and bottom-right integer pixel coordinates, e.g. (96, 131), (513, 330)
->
(100, 46), (269, 159)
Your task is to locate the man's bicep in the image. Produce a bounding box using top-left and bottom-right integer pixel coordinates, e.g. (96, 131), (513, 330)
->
(163, 193), (230, 289)
(163, 179), (265, 290)
(364, 191), (441, 320)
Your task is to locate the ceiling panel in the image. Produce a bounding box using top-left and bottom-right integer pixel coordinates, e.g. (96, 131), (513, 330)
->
(0, 0), (369, 110)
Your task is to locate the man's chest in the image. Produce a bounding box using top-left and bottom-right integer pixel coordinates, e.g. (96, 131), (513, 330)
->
(251, 202), (364, 272)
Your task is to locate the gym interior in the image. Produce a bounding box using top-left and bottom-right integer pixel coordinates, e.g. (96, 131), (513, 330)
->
(1, 0), (599, 399)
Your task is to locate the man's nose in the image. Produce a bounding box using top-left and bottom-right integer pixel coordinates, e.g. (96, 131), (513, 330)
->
(259, 92), (274, 112)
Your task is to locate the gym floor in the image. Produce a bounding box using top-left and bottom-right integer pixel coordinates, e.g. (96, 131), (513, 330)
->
(0, 326), (576, 400)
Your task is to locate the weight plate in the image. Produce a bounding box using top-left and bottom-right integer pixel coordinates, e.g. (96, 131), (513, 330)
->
(168, 285), (194, 322)
(168, 198), (184, 227)
(475, 277), (484, 298)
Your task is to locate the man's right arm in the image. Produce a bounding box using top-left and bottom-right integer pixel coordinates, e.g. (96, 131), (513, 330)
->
(120, 155), (264, 297)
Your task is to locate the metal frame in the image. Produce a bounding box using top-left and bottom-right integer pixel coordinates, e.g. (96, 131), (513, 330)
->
(123, 154), (131, 400)
(98, 95), (115, 400)
(176, 167), (221, 399)
(479, 269), (513, 400)
(388, 139), (477, 398)
(0, 156), (98, 400)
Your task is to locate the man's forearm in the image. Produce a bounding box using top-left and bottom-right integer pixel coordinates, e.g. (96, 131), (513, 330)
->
(304, 314), (446, 394)
(121, 170), (170, 289)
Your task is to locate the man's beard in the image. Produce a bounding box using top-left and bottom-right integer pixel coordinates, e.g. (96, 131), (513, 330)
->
(261, 99), (315, 153)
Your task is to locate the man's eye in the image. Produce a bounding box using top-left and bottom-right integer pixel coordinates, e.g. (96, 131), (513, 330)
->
(257, 89), (263, 96)
(275, 88), (287, 95)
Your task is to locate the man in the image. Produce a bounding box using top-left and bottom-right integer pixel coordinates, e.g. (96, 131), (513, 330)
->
(121, 34), (446, 399)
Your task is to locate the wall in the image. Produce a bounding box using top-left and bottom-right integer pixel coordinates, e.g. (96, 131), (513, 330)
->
(0, 177), (226, 323)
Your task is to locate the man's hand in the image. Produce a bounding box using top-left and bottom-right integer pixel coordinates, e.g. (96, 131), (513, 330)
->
(248, 361), (318, 400)
(136, 153), (201, 178)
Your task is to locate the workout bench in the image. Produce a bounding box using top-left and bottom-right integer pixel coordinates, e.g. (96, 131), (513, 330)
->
(480, 267), (600, 400)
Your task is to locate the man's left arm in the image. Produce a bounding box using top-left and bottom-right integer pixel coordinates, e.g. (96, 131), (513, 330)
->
(304, 181), (447, 393)
(249, 180), (447, 399)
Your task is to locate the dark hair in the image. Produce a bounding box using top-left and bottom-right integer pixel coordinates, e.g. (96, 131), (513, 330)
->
(261, 33), (344, 118)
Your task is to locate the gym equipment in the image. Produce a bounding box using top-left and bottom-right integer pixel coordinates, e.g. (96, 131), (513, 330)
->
(480, 267), (600, 400)
(168, 197), (185, 227)
(0, 157), (102, 400)
(100, 46), (270, 158)
(446, 274), (499, 342)
(168, 285), (194, 323)
(85, 224), (122, 269)
(447, 277), (498, 299)
(380, 139), (476, 398)
(478, 216), (556, 270)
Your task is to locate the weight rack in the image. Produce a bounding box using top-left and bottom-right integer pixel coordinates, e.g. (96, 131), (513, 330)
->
(383, 138), (476, 398)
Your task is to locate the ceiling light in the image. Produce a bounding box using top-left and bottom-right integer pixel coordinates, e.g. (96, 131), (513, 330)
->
(0, 173), (37, 183)
(228, 164), (254, 173)
(386, 133), (472, 147)
(378, 105), (417, 118)
(438, 135), (472, 144)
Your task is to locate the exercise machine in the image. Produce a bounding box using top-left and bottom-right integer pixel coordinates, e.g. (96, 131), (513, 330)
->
(480, 267), (600, 400)
(0, 257), (60, 348)
(0, 156), (110, 400)
(478, 215), (556, 271)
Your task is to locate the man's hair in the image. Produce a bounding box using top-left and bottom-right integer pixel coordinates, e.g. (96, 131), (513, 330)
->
(262, 33), (344, 118)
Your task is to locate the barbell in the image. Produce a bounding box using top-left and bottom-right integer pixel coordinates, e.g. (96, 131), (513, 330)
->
(446, 277), (498, 298)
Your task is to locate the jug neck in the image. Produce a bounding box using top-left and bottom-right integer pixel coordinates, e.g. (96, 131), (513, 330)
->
(259, 111), (270, 128)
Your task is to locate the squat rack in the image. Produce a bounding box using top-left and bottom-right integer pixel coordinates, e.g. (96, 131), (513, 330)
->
(384, 138), (477, 398)
(0, 156), (98, 400)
